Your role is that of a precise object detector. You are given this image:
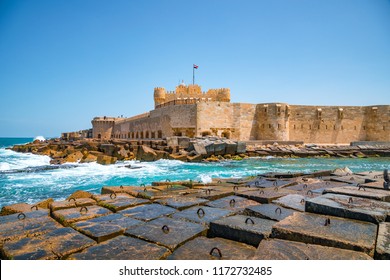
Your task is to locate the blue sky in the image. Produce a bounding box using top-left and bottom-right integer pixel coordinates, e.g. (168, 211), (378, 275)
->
(0, 0), (389, 137)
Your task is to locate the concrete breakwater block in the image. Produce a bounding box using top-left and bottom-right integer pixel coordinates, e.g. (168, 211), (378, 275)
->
(273, 194), (314, 212)
(194, 188), (235, 201)
(125, 217), (207, 251)
(0, 203), (47, 215)
(360, 181), (389, 191)
(205, 195), (260, 214)
(69, 235), (170, 260)
(375, 222), (390, 260)
(0, 213), (62, 245)
(167, 236), (256, 260)
(209, 215), (275, 246)
(305, 193), (390, 224)
(172, 206), (234, 226)
(246, 179), (295, 188)
(285, 181), (345, 193)
(119, 203), (177, 222)
(52, 205), (112, 225)
(155, 197), (209, 210)
(253, 239), (372, 260)
(272, 212), (378, 256)
(96, 195), (149, 212)
(50, 198), (97, 212)
(330, 175), (368, 185)
(244, 204), (295, 221)
(237, 188), (294, 203)
(72, 213), (144, 243)
(1, 227), (96, 260)
(324, 186), (390, 202)
(152, 184), (189, 192)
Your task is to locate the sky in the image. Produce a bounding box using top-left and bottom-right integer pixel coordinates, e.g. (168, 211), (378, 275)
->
(0, 0), (389, 137)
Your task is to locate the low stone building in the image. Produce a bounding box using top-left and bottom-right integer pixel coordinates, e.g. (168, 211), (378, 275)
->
(91, 84), (390, 144)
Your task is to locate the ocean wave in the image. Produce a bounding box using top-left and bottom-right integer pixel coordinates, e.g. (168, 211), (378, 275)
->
(0, 148), (51, 171)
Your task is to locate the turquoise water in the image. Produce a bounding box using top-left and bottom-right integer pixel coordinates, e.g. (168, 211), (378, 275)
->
(0, 137), (389, 208)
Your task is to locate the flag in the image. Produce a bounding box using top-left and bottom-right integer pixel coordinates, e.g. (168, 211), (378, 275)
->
(193, 64), (198, 69)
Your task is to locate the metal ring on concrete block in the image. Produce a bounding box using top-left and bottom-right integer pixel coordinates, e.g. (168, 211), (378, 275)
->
(374, 175), (378, 179)
(255, 181), (260, 187)
(245, 184), (251, 188)
(324, 218), (331, 226)
(80, 206), (88, 214)
(140, 184), (145, 187)
(300, 199), (305, 204)
(110, 193), (117, 200)
(143, 187), (147, 192)
(318, 176), (323, 179)
(68, 197), (76, 202)
(245, 217), (255, 224)
(325, 181), (330, 185)
(197, 208), (205, 218)
(358, 185), (366, 191)
(30, 205), (38, 211)
(209, 247), (222, 258)
(259, 190), (264, 195)
(229, 199), (236, 207)
(275, 207), (282, 215)
(233, 186), (239, 191)
(348, 197), (353, 204)
(161, 225), (170, 234)
(120, 185), (124, 189)
(204, 189), (211, 195)
(274, 187), (279, 191)
(303, 184), (308, 189)
(273, 181), (278, 186)
(166, 179), (171, 182)
(17, 212), (26, 220)
(306, 190), (313, 196)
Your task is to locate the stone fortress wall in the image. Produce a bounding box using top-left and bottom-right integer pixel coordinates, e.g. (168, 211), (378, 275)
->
(92, 85), (390, 144)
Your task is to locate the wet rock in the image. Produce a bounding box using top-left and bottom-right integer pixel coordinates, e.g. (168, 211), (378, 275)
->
(209, 215), (275, 246)
(168, 153), (187, 161)
(119, 204), (177, 221)
(99, 144), (116, 156)
(69, 235), (170, 260)
(375, 222), (390, 259)
(332, 167), (353, 176)
(244, 204), (295, 221)
(0, 203), (46, 216)
(96, 155), (117, 165)
(167, 236), (256, 260)
(254, 239), (372, 260)
(137, 145), (157, 161)
(64, 151), (83, 163)
(305, 193), (390, 224)
(1, 227), (95, 260)
(80, 152), (97, 163)
(125, 216), (207, 251)
(67, 190), (94, 200)
(271, 212), (378, 256)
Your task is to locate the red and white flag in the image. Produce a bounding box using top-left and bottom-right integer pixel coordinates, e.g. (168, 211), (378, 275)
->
(193, 64), (198, 69)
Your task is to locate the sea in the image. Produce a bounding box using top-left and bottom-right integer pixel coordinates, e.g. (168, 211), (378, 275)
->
(0, 137), (389, 209)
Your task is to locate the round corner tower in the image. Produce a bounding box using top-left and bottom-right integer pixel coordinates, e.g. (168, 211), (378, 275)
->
(154, 87), (166, 107)
(91, 117), (116, 139)
(217, 88), (231, 102)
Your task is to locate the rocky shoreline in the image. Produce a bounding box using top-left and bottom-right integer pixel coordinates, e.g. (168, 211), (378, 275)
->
(0, 167), (389, 260)
(8, 137), (390, 165)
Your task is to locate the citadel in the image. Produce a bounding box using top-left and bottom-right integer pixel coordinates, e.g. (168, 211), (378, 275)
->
(91, 84), (390, 144)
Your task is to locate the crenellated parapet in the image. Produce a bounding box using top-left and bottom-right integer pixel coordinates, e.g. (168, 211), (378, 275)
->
(153, 84), (230, 108)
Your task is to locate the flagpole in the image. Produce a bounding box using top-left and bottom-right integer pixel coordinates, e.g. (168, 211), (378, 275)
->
(193, 66), (195, 85)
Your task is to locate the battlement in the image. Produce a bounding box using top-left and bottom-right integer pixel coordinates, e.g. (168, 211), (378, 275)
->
(153, 84), (230, 108)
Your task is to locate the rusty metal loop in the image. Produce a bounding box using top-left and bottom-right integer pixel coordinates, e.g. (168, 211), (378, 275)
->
(325, 181), (330, 185)
(166, 179), (171, 182)
(259, 190), (264, 195)
(197, 208), (205, 218)
(209, 247), (222, 258)
(110, 193), (117, 200)
(300, 198), (305, 204)
(303, 184), (308, 189)
(374, 175), (378, 179)
(229, 199), (236, 207)
(273, 181), (278, 186)
(143, 187), (147, 192)
(17, 212), (26, 220)
(274, 186), (279, 191)
(120, 185), (124, 189)
(318, 176), (323, 180)
(358, 185), (366, 191)
(161, 225), (170, 234)
(245, 184), (251, 188)
(288, 171), (292, 174)
(80, 206), (88, 214)
(275, 207), (282, 215)
(233, 186), (239, 191)
(217, 180), (222, 184)
(348, 197), (353, 204)
(324, 218), (331, 226)
(306, 190), (313, 196)
(245, 217), (255, 224)
(255, 181), (260, 187)
(204, 189), (211, 195)
(30, 205), (38, 211)
(68, 197), (76, 202)
(140, 183), (145, 187)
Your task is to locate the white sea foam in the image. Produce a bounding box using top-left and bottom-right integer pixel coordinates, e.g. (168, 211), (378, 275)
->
(34, 136), (46, 141)
(0, 148), (51, 171)
(198, 174), (213, 183)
